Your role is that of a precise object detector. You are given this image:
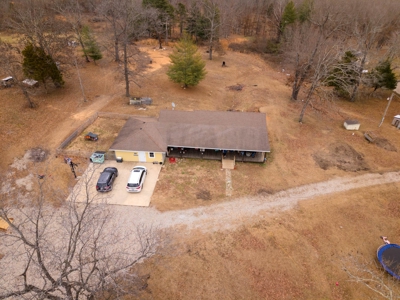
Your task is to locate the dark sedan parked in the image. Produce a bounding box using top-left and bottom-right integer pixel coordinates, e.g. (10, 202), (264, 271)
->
(96, 167), (118, 192)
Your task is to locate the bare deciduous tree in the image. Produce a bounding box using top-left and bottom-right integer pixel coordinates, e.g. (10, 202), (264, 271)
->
(98, 0), (146, 97)
(8, 0), (68, 63)
(342, 254), (400, 300)
(298, 38), (339, 122)
(52, 0), (91, 63)
(202, 0), (221, 60)
(268, 0), (288, 43)
(284, 0), (345, 102)
(0, 166), (159, 299)
(0, 41), (35, 108)
(341, 0), (400, 101)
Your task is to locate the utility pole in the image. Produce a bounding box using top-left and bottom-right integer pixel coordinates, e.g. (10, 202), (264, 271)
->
(379, 93), (394, 127)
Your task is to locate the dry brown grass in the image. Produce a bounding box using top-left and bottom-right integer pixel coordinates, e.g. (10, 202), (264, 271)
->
(66, 117), (126, 153)
(135, 183), (400, 300)
(2, 31), (400, 299)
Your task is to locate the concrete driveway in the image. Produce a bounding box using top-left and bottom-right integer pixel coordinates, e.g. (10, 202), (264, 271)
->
(71, 161), (162, 206)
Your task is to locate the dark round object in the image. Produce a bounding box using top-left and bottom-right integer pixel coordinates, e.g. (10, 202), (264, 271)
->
(377, 244), (400, 279)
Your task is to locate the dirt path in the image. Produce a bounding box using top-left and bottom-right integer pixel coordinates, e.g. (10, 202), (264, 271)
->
(112, 170), (400, 233)
(46, 94), (116, 150)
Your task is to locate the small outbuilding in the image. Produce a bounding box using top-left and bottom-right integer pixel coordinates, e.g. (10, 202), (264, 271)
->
(392, 115), (400, 129)
(1, 76), (14, 87)
(22, 79), (39, 88)
(344, 119), (360, 130)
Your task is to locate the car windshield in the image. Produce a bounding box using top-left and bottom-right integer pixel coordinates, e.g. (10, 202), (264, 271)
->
(127, 183), (139, 187)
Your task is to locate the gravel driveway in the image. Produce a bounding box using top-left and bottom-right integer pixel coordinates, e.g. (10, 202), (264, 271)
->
(72, 162), (162, 206)
(109, 171), (400, 233)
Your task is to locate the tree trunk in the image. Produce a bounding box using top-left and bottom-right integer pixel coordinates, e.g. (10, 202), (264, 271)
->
(111, 18), (120, 62)
(291, 32), (322, 101)
(350, 53), (367, 102)
(114, 38), (120, 62)
(291, 54), (301, 100)
(123, 42), (130, 97)
(299, 83), (317, 123)
(158, 33), (162, 49)
(74, 56), (86, 102)
(208, 29), (214, 60)
(165, 18), (169, 44)
(21, 86), (35, 108)
(78, 36), (90, 62)
(276, 27), (282, 43)
(291, 81), (301, 101)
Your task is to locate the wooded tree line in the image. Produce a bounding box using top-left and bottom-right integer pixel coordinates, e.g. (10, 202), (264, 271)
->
(0, 0), (399, 119)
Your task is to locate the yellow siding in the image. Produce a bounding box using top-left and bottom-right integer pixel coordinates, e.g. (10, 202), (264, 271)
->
(115, 151), (165, 163)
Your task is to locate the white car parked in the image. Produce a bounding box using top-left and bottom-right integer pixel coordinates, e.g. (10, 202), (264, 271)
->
(126, 166), (147, 193)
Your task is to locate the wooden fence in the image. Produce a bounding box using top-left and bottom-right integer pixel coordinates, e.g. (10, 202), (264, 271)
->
(56, 112), (145, 159)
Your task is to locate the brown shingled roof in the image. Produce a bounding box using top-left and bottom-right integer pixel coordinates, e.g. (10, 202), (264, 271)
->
(110, 110), (270, 152)
(109, 117), (166, 152)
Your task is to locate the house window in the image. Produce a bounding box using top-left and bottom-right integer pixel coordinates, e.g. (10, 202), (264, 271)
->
(133, 153), (138, 156)
(149, 152), (155, 158)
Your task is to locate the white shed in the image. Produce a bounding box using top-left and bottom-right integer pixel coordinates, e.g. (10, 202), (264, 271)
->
(392, 115), (400, 129)
(22, 79), (39, 87)
(344, 120), (360, 130)
(1, 76), (14, 87)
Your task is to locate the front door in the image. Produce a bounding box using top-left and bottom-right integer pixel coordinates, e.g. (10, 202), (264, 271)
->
(138, 152), (146, 162)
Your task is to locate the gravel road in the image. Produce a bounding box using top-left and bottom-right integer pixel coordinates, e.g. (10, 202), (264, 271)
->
(112, 171), (400, 233)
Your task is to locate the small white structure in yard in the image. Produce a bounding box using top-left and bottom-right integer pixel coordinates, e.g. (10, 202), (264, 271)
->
(22, 79), (39, 88)
(344, 119), (360, 130)
(392, 115), (400, 129)
(1, 76), (14, 87)
(129, 97), (153, 105)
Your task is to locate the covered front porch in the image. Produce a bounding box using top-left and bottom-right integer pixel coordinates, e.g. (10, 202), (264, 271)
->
(167, 147), (266, 163)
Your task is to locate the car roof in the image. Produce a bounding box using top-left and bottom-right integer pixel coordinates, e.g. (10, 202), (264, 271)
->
(98, 172), (112, 183)
(128, 168), (145, 183)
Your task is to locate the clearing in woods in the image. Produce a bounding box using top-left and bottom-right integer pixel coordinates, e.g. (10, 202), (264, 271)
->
(1, 35), (400, 299)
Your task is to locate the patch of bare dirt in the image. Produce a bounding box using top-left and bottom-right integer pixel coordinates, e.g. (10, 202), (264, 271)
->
(313, 143), (369, 172)
(227, 83), (244, 91)
(196, 189), (212, 201)
(29, 147), (49, 162)
(374, 137), (397, 152)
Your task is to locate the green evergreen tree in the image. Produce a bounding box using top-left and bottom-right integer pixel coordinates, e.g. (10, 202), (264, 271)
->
(22, 43), (64, 88)
(368, 60), (397, 91)
(143, 0), (174, 17)
(167, 34), (206, 88)
(278, 1), (297, 41)
(176, 2), (187, 36)
(297, 0), (313, 23)
(81, 25), (102, 63)
(22, 43), (45, 83)
(186, 3), (209, 42)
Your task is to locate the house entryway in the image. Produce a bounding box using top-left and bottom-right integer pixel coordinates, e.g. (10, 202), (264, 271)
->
(222, 157), (235, 170)
(138, 152), (146, 162)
